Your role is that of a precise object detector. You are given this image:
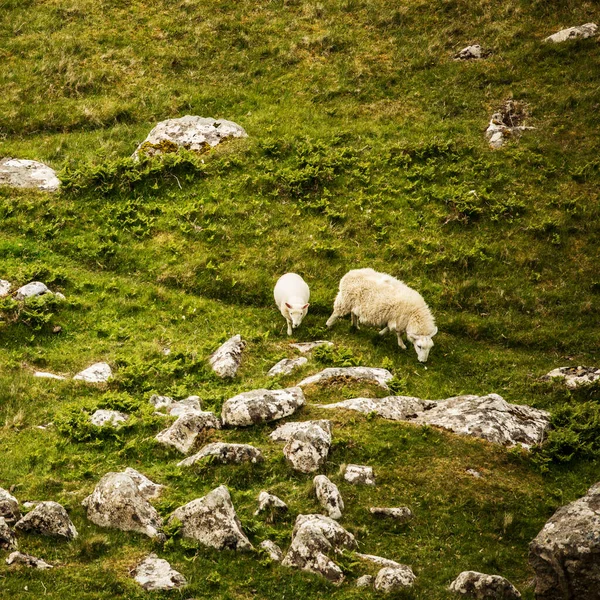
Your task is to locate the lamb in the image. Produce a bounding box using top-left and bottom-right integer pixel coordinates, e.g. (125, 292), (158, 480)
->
(274, 273), (310, 336)
(326, 268), (438, 362)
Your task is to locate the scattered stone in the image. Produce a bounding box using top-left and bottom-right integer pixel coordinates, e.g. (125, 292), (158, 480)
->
(542, 366), (600, 389)
(82, 471), (164, 539)
(15, 281), (50, 300)
(155, 411), (221, 454)
(54, 292), (66, 301)
(290, 340), (334, 354)
(260, 539), (284, 561)
(356, 575), (374, 587)
(297, 367), (394, 390)
(449, 571), (521, 599)
(167, 395), (202, 417)
(280, 421), (332, 473)
(221, 387), (305, 427)
(314, 475), (344, 520)
(485, 100), (533, 149)
(466, 469), (483, 478)
(73, 362), (112, 384)
(270, 420), (332, 442)
(255, 491), (288, 516)
(122, 468), (164, 500)
(15, 501), (77, 540)
(281, 514), (357, 584)
(0, 517), (17, 550)
(33, 371), (67, 381)
(544, 23), (598, 43)
(6, 551), (52, 569)
(529, 481), (600, 600)
(178, 442), (264, 467)
(209, 334), (246, 378)
(169, 485), (252, 551)
(133, 553), (187, 592)
(356, 553), (403, 568)
(455, 44), (483, 60)
(370, 507), (413, 523)
(0, 487), (21, 523)
(344, 464), (375, 486)
(268, 357), (308, 377)
(317, 396), (435, 420)
(0, 158), (60, 192)
(375, 565), (417, 592)
(89, 409), (129, 427)
(0, 280), (11, 297)
(149, 394), (173, 410)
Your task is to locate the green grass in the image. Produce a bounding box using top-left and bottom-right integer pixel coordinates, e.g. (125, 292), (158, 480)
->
(1, 0), (600, 598)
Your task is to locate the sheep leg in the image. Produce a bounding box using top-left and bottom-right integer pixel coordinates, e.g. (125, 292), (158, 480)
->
(351, 312), (360, 329)
(286, 319), (293, 336)
(326, 312), (340, 328)
(378, 326), (389, 336)
(397, 332), (407, 349)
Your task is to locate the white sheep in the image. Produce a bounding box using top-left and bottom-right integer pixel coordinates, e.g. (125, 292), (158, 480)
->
(274, 273), (310, 336)
(326, 268), (438, 362)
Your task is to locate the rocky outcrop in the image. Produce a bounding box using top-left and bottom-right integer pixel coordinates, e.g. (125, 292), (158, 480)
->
(529, 481), (600, 600)
(542, 366), (600, 389)
(260, 539), (284, 561)
(209, 334), (246, 378)
(255, 491), (288, 517)
(370, 507), (413, 523)
(0, 158), (60, 192)
(314, 475), (344, 520)
(15, 501), (77, 540)
(169, 485), (252, 551)
(271, 420), (332, 473)
(317, 396), (435, 420)
(0, 487), (20, 523)
(133, 554), (187, 591)
(73, 362), (112, 383)
(155, 411), (221, 454)
(89, 409), (129, 427)
(0, 517), (17, 550)
(298, 367), (394, 390)
(455, 45), (483, 60)
(178, 442), (264, 467)
(268, 357), (308, 377)
(290, 341), (333, 354)
(449, 571), (521, 599)
(344, 464), (375, 485)
(6, 551), (53, 569)
(544, 23), (598, 43)
(221, 387), (305, 427)
(281, 514), (357, 584)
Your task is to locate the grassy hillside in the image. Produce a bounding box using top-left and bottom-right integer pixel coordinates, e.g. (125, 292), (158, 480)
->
(1, 0), (599, 598)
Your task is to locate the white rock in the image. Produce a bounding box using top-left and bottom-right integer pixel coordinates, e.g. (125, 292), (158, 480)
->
(0, 158), (60, 192)
(178, 442), (264, 467)
(255, 491), (288, 516)
(15, 281), (50, 300)
(15, 501), (77, 540)
(73, 362), (112, 383)
(6, 551), (52, 569)
(375, 565), (417, 592)
(344, 464), (375, 485)
(314, 475), (344, 520)
(122, 468), (164, 500)
(466, 469), (483, 478)
(449, 571), (521, 599)
(268, 357), (308, 377)
(297, 367), (394, 390)
(0, 488), (21, 524)
(260, 539), (284, 561)
(89, 409), (129, 427)
(54, 292), (66, 301)
(544, 23), (598, 43)
(33, 371), (67, 381)
(290, 340), (334, 354)
(356, 553), (403, 568)
(280, 421), (332, 473)
(270, 420), (332, 442)
(370, 507), (413, 523)
(542, 366), (600, 389)
(209, 334), (246, 378)
(165, 396), (203, 417)
(455, 44), (483, 60)
(356, 574), (374, 587)
(0, 517), (17, 551)
(155, 411), (221, 454)
(316, 396), (435, 420)
(149, 395), (173, 410)
(0, 280), (11, 297)
(133, 553), (187, 591)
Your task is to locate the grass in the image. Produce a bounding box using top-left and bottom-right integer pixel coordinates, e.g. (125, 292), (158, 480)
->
(1, 0), (600, 598)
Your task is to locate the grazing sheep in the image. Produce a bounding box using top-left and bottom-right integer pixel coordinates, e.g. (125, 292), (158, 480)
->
(326, 268), (437, 362)
(274, 273), (310, 336)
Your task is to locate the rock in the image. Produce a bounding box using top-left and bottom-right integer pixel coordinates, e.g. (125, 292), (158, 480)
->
(542, 366), (600, 389)
(0, 487), (21, 523)
(82, 471), (164, 539)
(260, 540), (284, 561)
(209, 334), (246, 378)
(169, 485), (252, 551)
(33, 371), (67, 381)
(167, 396), (202, 417)
(281, 514), (357, 584)
(89, 409), (129, 427)
(15, 501), (77, 540)
(268, 357), (308, 377)
(317, 396), (435, 420)
(178, 442), (264, 467)
(155, 410), (221, 454)
(455, 44), (483, 60)
(0, 280), (11, 297)
(73, 362), (112, 383)
(255, 491), (288, 516)
(15, 281), (50, 300)
(370, 507), (413, 523)
(149, 394), (173, 410)
(221, 387), (305, 427)
(6, 551), (52, 569)
(133, 115), (248, 158)
(297, 367), (394, 390)
(529, 481), (600, 600)
(375, 565), (417, 592)
(280, 421), (332, 473)
(0, 158), (60, 192)
(270, 420), (332, 442)
(122, 468), (164, 500)
(344, 464), (375, 486)
(290, 340), (334, 354)
(133, 553), (187, 592)
(314, 475), (344, 520)
(356, 553), (403, 568)
(356, 575), (374, 587)
(466, 469), (483, 478)
(0, 517), (17, 550)
(544, 23), (598, 43)
(485, 101), (534, 149)
(449, 571), (521, 599)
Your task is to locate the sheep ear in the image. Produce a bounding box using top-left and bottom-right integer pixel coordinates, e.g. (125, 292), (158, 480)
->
(432, 327), (438, 336)
(285, 303), (292, 309)
(302, 303), (309, 309)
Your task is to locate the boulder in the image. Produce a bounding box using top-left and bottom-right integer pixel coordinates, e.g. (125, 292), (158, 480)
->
(356, 575), (374, 587)
(268, 357), (308, 377)
(255, 491), (288, 517)
(73, 362), (112, 384)
(529, 481), (600, 600)
(33, 371), (67, 380)
(0, 517), (17, 550)
(375, 565), (417, 592)
(280, 421), (332, 473)
(82, 471), (164, 539)
(0, 158), (60, 192)
(290, 341), (333, 354)
(89, 409), (129, 427)
(314, 475), (344, 520)
(544, 23), (598, 43)
(155, 410), (221, 454)
(297, 367), (393, 390)
(317, 396), (435, 420)
(123, 468), (164, 500)
(169, 485), (252, 551)
(0, 487), (20, 523)
(6, 551), (52, 569)
(449, 571), (521, 599)
(370, 507), (413, 523)
(344, 464), (376, 485)
(178, 442), (264, 467)
(260, 539), (284, 561)
(209, 334), (246, 378)
(133, 115), (248, 158)
(542, 366), (600, 389)
(15, 501), (77, 540)
(281, 514), (357, 584)
(167, 396), (202, 417)
(221, 387), (305, 427)
(455, 44), (483, 60)
(15, 281), (50, 300)
(270, 420), (332, 442)
(0, 280), (11, 297)
(133, 554), (187, 591)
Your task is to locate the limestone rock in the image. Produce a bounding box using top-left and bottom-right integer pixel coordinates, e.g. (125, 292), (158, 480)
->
(542, 366), (600, 389)
(314, 475), (344, 520)
(33, 371), (67, 380)
(89, 409), (129, 427)
(209, 334), (246, 378)
(356, 553), (403, 568)
(344, 464), (375, 486)
(356, 575), (374, 587)
(82, 471), (163, 539)
(155, 411), (221, 454)
(15, 501), (77, 540)
(544, 23), (598, 43)
(270, 420), (332, 442)
(529, 481), (600, 600)
(149, 394), (173, 410)
(370, 507), (413, 523)
(255, 491), (288, 516)
(449, 571), (521, 599)
(281, 514), (357, 584)
(260, 539), (284, 561)
(268, 357), (308, 377)
(6, 551), (52, 569)
(0, 280), (11, 297)
(133, 554), (187, 592)
(297, 367), (393, 390)
(455, 44), (483, 60)
(15, 281), (50, 300)
(169, 485), (252, 551)
(0, 517), (17, 550)
(280, 421), (332, 473)
(133, 115), (248, 158)
(0, 158), (60, 192)
(178, 442), (264, 467)
(73, 362), (112, 383)
(221, 387), (305, 427)
(317, 396), (435, 420)
(167, 396), (202, 417)
(123, 468), (164, 500)
(0, 487), (20, 523)
(290, 340), (334, 354)
(375, 565), (417, 592)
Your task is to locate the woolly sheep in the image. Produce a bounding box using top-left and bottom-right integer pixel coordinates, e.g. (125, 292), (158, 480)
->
(274, 273), (310, 336)
(326, 268), (438, 362)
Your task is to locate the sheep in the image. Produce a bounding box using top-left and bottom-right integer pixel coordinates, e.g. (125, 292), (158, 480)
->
(274, 273), (310, 336)
(326, 268), (438, 362)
